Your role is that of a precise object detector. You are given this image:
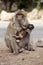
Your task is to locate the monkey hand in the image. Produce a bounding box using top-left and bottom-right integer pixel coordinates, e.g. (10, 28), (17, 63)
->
(16, 40), (20, 43)
(19, 34), (23, 39)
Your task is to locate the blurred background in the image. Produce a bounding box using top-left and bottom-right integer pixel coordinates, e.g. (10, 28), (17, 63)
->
(0, 0), (43, 12)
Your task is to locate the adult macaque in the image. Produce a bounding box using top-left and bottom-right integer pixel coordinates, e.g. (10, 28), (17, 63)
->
(5, 10), (34, 55)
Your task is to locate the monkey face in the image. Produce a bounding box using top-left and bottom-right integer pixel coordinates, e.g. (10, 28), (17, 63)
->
(28, 24), (34, 30)
(17, 15), (23, 21)
(16, 13), (24, 21)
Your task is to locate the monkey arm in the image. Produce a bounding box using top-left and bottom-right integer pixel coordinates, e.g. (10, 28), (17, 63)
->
(20, 19), (30, 30)
(22, 19), (34, 30)
(12, 35), (20, 38)
(12, 34), (23, 39)
(20, 25), (26, 30)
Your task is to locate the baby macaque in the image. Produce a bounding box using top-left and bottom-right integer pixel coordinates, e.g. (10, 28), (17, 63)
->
(14, 23), (34, 44)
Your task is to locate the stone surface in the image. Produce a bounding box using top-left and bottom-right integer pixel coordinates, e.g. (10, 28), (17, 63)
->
(36, 39), (43, 47)
(27, 8), (41, 20)
(11, 3), (18, 12)
(0, 42), (43, 65)
(1, 10), (15, 21)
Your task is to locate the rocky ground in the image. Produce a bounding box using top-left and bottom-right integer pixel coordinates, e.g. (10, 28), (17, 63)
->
(0, 42), (43, 65)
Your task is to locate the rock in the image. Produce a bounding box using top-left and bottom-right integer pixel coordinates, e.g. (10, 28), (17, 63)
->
(36, 39), (43, 47)
(1, 10), (15, 21)
(39, 10), (43, 19)
(27, 8), (41, 20)
(11, 3), (18, 12)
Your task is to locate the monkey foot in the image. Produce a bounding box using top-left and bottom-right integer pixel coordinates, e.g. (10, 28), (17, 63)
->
(13, 51), (19, 55)
(28, 48), (35, 51)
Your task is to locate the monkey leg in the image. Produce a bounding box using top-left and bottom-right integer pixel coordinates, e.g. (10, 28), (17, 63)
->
(5, 36), (13, 52)
(11, 37), (20, 55)
(18, 36), (29, 50)
(28, 42), (35, 51)
(20, 34), (35, 51)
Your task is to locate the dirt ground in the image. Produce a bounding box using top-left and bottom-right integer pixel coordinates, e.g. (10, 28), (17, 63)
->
(0, 42), (43, 65)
